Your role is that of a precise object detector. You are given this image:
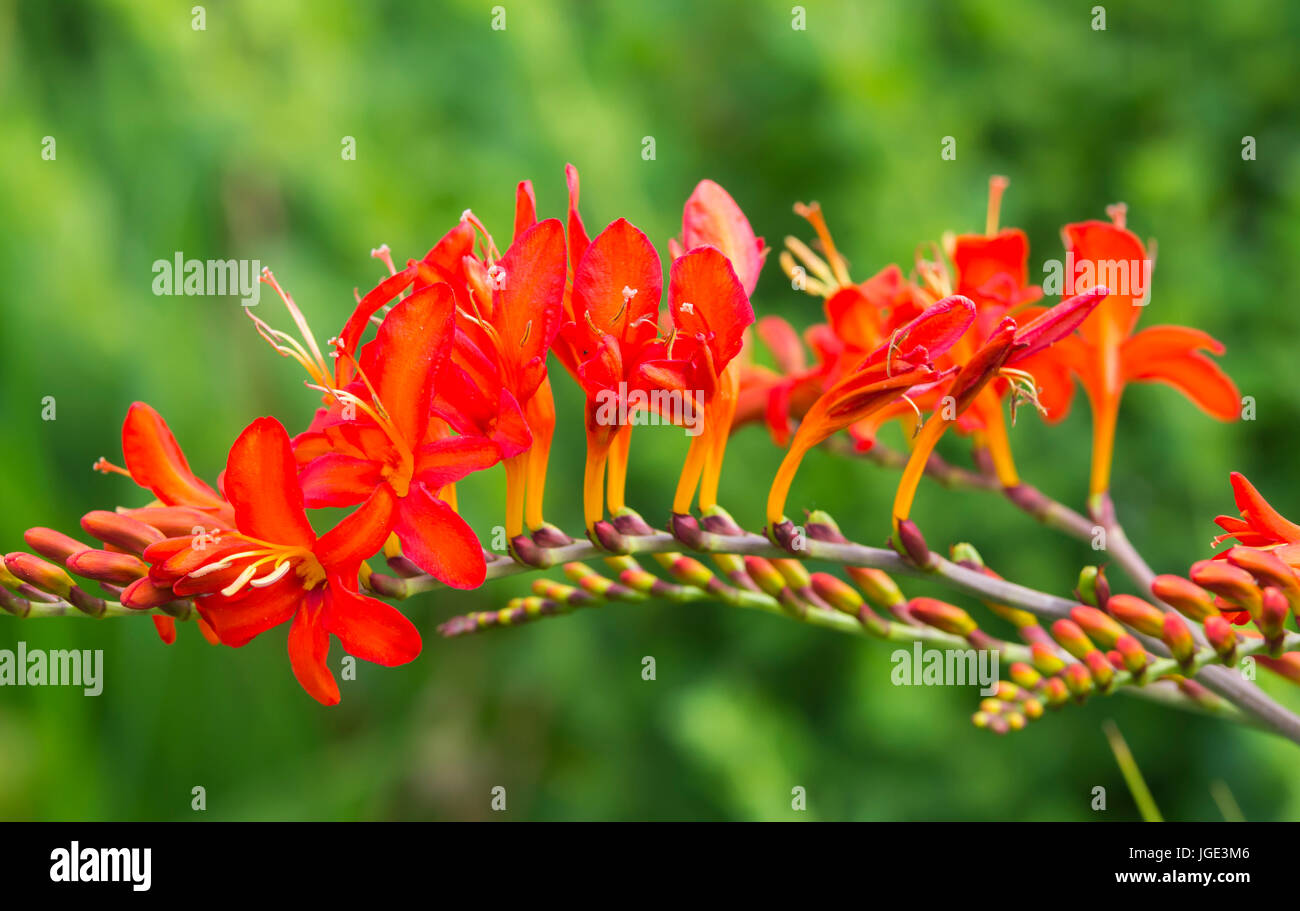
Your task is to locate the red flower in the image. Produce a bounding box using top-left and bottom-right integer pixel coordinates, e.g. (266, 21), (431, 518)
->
(767, 295), (977, 525)
(295, 283), (496, 588)
(1214, 472), (1300, 558)
(146, 417), (418, 705)
(1048, 208), (1239, 501)
(93, 402), (233, 644)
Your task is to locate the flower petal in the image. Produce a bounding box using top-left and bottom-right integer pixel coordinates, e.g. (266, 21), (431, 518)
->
(414, 436), (502, 490)
(287, 590), (339, 705)
(393, 482), (486, 589)
(225, 417), (316, 547)
(359, 282), (457, 445)
(572, 218), (662, 353)
(1229, 472), (1300, 544)
(494, 218), (567, 393)
(1126, 350), (1240, 421)
(513, 179), (538, 242)
(121, 402), (226, 510)
(324, 577), (422, 667)
(315, 484), (399, 569)
(299, 454), (382, 509)
(680, 179), (767, 297)
(669, 245), (754, 368)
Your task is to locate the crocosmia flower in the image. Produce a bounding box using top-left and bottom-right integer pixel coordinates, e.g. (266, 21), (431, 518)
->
(146, 417), (419, 705)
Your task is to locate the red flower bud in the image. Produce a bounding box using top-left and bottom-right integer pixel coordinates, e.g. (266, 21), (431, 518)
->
(1151, 574), (1218, 622)
(1050, 618), (1094, 660)
(22, 527), (90, 564)
(1071, 605), (1125, 648)
(1106, 594), (1166, 638)
(1161, 613), (1197, 666)
(1204, 614), (1238, 663)
(1189, 559), (1262, 612)
(3, 552), (73, 597)
(908, 597), (976, 636)
(66, 549), (149, 586)
(80, 510), (167, 555)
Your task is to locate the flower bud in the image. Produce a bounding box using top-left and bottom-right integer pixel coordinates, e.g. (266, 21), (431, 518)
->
(894, 519), (932, 568)
(1071, 605), (1125, 649)
(1050, 618), (1094, 661)
(1009, 662), (1041, 689)
(1189, 559), (1262, 612)
(3, 552), (74, 597)
(1031, 642), (1066, 676)
(1161, 613), (1196, 666)
(1106, 594), (1166, 638)
(1257, 587), (1289, 645)
(1224, 546), (1300, 598)
(950, 542), (985, 568)
(1085, 650), (1115, 691)
(845, 567), (905, 609)
(908, 597), (977, 636)
(811, 573), (862, 614)
(80, 510), (166, 555)
(1151, 574), (1218, 622)
(1257, 653), (1300, 685)
(1203, 614), (1238, 664)
(23, 527), (90, 564)
(773, 558), (812, 591)
(1114, 634), (1148, 675)
(65, 549), (149, 586)
(1076, 565), (1100, 607)
(743, 556), (786, 597)
(1042, 676), (1069, 706)
(1064, 663), (1093, 699)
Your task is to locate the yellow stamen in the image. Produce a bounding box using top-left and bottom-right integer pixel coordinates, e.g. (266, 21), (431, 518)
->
(793, 202), (852, 287)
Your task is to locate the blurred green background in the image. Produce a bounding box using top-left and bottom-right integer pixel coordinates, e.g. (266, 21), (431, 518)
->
(2, 0), (1299, 821)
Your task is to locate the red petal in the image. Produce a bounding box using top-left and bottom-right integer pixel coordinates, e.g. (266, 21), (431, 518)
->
(669, 246), (754, 368)
(151, 615), (177, 645)
(299, 454), (381, 508)
(336, 266), (419, 381)
(494, 218), (567, 392)
(513, 179), (538, 242)
(572, 218), (662, 352)
(224, 417), (316, 547)
(756, 316), (807, 374)
(565, 163), (591, 269)
(680, 179), (766, 297)
(121, 403), (226, 510)
(198, 577), (303, 647)
(287, 590), (339, 705)
(869, 295), (976, 365)
(324, 577), (422, 667)
(1230, 472), (1300, 544)
(315, 484), (399, 569)
(1126, 350), (1240, 421)
(393, 482), (486, 589)
(359, 282), (457, 445)
(1121, 324), (1225, 363)
(1008, 287), (1108, 363)
(1061, 219), (1149, 341)
(414, 436), (501, 490)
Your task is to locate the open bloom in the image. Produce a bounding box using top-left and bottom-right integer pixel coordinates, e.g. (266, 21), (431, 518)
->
(411, 194), (568, 538)
(1214, 472), (1300, 560)
(293, 283), (497, 588)
(558, 195), (754, 531)
(1044, 207), (1239, 504)
(145, 417), (418, 705)
(767, 294), (977, 526)
(891, 288), (1108, 529)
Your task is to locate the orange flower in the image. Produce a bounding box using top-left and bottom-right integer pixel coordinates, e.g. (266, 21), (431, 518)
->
(1049, 207), (1239, 504)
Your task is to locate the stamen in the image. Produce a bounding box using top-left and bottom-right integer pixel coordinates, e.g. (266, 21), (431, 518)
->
(459, 209), (501, 262)
(260, 268), (329, 377)
(487, 264), (507, 290)
(93, 457), (131, 478)
(986, 175), (1009, 236)
(793, 202), (852, 287)
(249, 559), (293, 588)
(520, 319), (532, 347)
(370, 244), (398, 276)
(778, 250), (832, 298)
(1106, 202), (1127, 230)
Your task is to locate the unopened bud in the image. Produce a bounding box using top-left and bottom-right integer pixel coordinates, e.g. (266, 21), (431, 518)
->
(950, 542), (984, 568)
(1009, 662), (1041, 689)
(1064, 663), (1093, 699)
(1106, 594), (1166, 638)
(1042, 676), (1069, 706)
(908, 597), (976, 636)
(1257, 587), (1289, 646)
(23, 527), (90, 564)
(1114, 634), (1148, 675)
(3, 552), (74, 597)
(1050, 618), (1094, 661)
(845, 567), (904, 608)
(1151, 574), (1219, 622)
(1031, 642), (1066, 676)
(1085, 650), (1115, 691)
(66, 549), (149, 585)
(1071, 605), (1125, 649)
(1161, 613), (1196, 666)
(1189, 559), (1262, 612)
(1225, 546), (1300, 598)
(1257, 653), (1300, 685)
(1076, 566), (1100, 607)
(120, 576), (176, 610)
(744, 556), (786, 597)
(80, 510), (166, 554)
(894, 519), (932, 568)
(1203, 614), (1238, 664)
